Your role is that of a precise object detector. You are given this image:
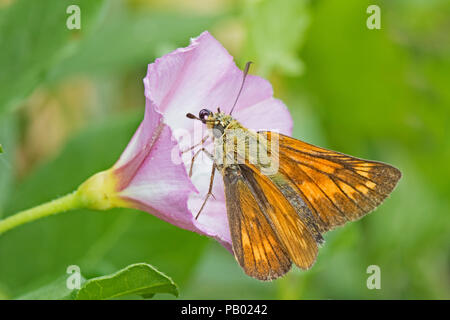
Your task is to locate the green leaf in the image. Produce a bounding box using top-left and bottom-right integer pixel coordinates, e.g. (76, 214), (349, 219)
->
(16, 263), (177, 300)
(76, 263), (178, 300)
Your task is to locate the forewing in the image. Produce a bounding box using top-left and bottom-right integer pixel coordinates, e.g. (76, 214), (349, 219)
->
(261, 132), (402, 232)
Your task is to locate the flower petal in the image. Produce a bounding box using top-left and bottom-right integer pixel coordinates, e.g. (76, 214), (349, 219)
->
(114, 98), (233, 249)
(144, 31), (292, 136)
(233, 97), (293, 135)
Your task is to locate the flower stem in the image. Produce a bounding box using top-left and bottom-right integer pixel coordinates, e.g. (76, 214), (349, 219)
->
(0, 169), (126, 236)
(0, 192), (81, 235)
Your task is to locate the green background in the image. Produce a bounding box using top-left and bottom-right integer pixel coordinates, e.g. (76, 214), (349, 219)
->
(0, 0), (449, 299)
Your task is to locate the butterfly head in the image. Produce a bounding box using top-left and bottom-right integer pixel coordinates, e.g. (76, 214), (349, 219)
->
(186, 108), (234, 137)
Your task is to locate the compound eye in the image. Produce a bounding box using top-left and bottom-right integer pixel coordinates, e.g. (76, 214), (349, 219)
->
(199, 109), (212, 122)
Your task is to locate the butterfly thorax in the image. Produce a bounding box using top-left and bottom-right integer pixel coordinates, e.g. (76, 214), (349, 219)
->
(206, 111), (244, 137)
(205, 111), (270, 174)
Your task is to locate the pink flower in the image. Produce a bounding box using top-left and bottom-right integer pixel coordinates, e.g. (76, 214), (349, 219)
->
(81, 31), (292, 250)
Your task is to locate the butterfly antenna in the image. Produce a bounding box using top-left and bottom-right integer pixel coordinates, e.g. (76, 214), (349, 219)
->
(229, 61), (252, 115)
(186, 113), (200, 120)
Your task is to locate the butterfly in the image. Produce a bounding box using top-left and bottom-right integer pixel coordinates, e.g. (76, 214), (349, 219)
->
(186, 62), (401, 281)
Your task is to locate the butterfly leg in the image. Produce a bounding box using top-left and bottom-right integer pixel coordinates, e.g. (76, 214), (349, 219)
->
(184, 142), (217, 219)
(189, 147), (214, 177)
(195, 163), (217, 220)
(181, 135), (210, 154)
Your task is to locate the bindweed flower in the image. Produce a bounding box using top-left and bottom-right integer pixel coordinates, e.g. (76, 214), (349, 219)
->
(0, 32), (292, 252)
(79, 31), (293, 250)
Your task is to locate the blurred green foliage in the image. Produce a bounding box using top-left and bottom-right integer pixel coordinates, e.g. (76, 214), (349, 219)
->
(0, 0), (448, 299)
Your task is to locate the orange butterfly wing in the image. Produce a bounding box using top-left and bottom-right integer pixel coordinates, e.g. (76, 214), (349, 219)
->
(223, 165), (318, 280)
(262, 132), (402, 233)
